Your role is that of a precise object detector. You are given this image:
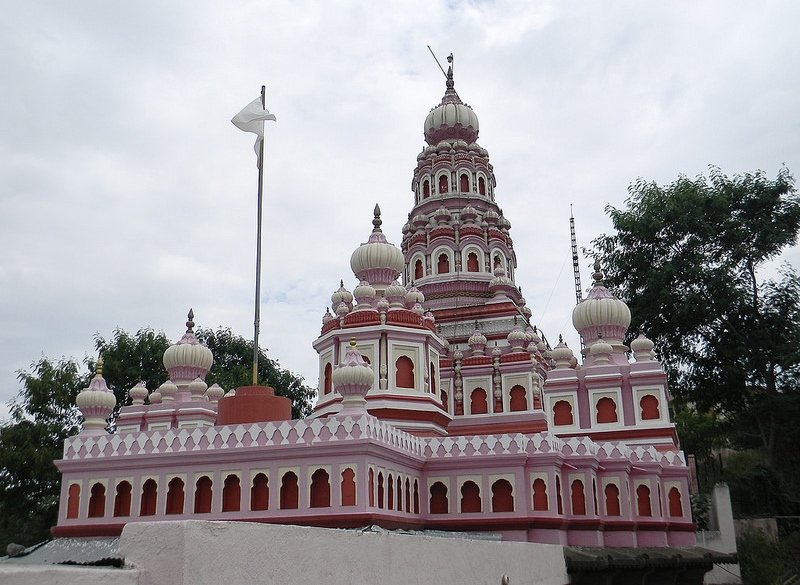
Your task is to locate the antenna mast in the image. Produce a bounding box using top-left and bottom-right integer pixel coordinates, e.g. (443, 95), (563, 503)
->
(570, 204), (583, 305)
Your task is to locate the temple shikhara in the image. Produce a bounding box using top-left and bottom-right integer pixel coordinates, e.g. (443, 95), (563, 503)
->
(53, 61), (695, 550)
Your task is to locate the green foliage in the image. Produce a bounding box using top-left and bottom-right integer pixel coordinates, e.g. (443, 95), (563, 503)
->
(689, 492), (710, 531)
(594, 168), (800, 485)
(737, 528), (800, 585)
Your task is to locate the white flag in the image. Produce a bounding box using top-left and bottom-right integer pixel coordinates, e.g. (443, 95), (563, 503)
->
(232, 96), (276, 167)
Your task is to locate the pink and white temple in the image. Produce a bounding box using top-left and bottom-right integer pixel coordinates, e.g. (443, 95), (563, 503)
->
(52, 62), (695, 549)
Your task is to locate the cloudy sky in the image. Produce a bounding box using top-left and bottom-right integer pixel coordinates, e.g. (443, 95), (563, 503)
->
(2, 1), (799, 421)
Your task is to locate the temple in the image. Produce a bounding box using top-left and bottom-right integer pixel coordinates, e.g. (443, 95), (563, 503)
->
(52, 59), (695, 549)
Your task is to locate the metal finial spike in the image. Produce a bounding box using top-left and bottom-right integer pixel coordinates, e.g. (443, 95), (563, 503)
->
(340, 279), (344, 288)
(592, 259), (604, 285)
(559, 334), (563, 343)
(95, 355), (104, 377)
(186, 308), (195, 332)
(372, 204), (383, 231)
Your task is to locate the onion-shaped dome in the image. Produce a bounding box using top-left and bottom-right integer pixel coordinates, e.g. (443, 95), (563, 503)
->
(188, 377), (208, 401)
(489, 265), (515, 298)
(433, 205), (451, 225)
(157, 379), (178, 402)
(522, 305), (533, 319)
(453, 139), (469, 151)
(352, 280), (377, 311)
(76, 357), (116, 435)
(424, 311), (436, 326)
(460, 205), (478, 223)
(163, 309), (214, 383)
(551, 335), (574, 369)
(376, 297), (390, 314)
(526, 325), (540, 345)
(412, 213), (429, 230)
(468, 325), (487, 356)
(572, 261), (631, 347)
(206, 383), (224, 403)
(453, 349), (464, 361)
(149, 388), (162, 404)
(331, 280), (354, 311)
(424, 56), (479, 145)
(402, 220), (413, 235)
(499, 216), (511, 231)
(350, 205), (404, 291)
(129, 381), (148, 406)
(335, 301), (350, 318)
(322, 308), (334, 325)
(405, 284), (425, 308)
(333, 338), (374, 413)
(411, 302), (425, 316)
(385, 280), (407, 308)
(630, 332), (655, 362)
(484, 209), (500, 225)
(507, 322), (528, 352)
(589, 334), (614, 365)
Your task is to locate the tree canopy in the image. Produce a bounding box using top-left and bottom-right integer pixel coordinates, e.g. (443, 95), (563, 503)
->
(593, 167), (800, 513)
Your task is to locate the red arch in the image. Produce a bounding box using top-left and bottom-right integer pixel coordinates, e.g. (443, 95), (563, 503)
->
(194, 476), (212, 513)
(166, 477), (184, 515)
(668, 487), (683, 517)
(222, 475), (241, 512)
(460, 481), (481, 513)
(396, 476), (403, 511)
(437, 253), (450, 273)
(429, 482), (448, 514)
(429, 363), (436, 395)
(553, 400), (573, 426)
(596, 397), (618, 423)
(467, 252), (479, 272)
(478, 176), (486, 195)
(438, 175), (448, 193)
(395, 356), (414, 389)
(280, 472), (299, 509)
(491, 479), (514, 512)
(387, 473), (394, 510)
(640, 394), (660, 420)
(67, 484), (80, 519)
(532, 478), (548, 511)
(341, 468), (356, 507)
(605, 483), (621, 516)
(423, 179), (430, 198)
(310, 469), (331, 508)
(377, 472), (384, 509)
(368, 468), (375, 507)
(413, 480), (420, 513)
(636, 484), (652, 517)
(88, 483), (106, 518)
(113, 481), (132, 517)
(414, 259), (424, 280)
(470, 388), (488, 414)
(140, 479), (157, 516)
(571, 480), (586, 515)
(556, 476), (563, 514)
(509, 385), (527, 412)
(460, 173), (469, 192)
(323, 363), (332, 395)
(405, 478), (411, 513)
(251, 473), (269, 511)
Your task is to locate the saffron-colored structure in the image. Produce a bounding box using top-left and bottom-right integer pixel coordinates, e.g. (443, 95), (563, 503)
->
(53, 62), (694, 548)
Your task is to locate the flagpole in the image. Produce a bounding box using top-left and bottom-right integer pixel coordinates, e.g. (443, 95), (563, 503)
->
(252, 84), (266, 385)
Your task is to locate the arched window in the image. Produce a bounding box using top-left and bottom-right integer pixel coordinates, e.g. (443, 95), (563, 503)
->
(440, 389), (448, 412)
(113, 481), (132, 517)
(88, 483), (106, 518)
(437, 253), (450, 274)
(413, 480), (420, 513)
(251, 473), (269, 511)
(194, 476), (212, 513)
(596, 397), (618, 424)
(532, 478), (548, 511)
(405, 478), (411, 513)
(640, 394), (660, 420)
(460, 173), (469, 192)
(491, 479), (514, 512)
(636, 484), (652, 517)
(553, 400), (573, 426)
(555, 476), (563, 514)
(323, 363), (333, 395)
(222, 474), (241, 512)
(140, 479), (157, 516)
(509, 385), (527, 412)
(67, 484), (80, 519)
(423, 179), (430, 198)
(593, 478), (599, 516)
(395, 356), (414, 389)
(310, 469), (331, 508)
(414, 259), (424, 280)
(460, 481), (481, 513)
(668, 487), (683, 517)
(387, 473), (394, 510)
(438, 175), (448, 193)
(605, 483), (621, 516)
(377, 472), (384, 509)
(368, 468), (375, 507)
(467, 252), (479, 272)
(571, 480), (586, 515)
(429, 482), (448, 514)
(470, 387), (488, 414)
(341, 468), (356, 507)
(478, 176), (486, 195)
(429, 363), (436, 395)
(396, 476), (403, 511)
(280, 472), (299, 509)
(166, 477), (184, 515)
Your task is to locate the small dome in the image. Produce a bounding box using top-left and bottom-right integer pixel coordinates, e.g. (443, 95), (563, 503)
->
(484, 209), (500, 224)
(385, 280), (407, 308)
(631, 333), (655, 361)
(331, 280), (354, 311)
(589, 334), (614, 365)
(412, 213), (429, 229)
(507, 322), (528, 352)
(572, 261), (631, 346)
(376, 297), (390, 313)
(460, 205), (478, 222)
(405, 284), (425, 307)
(333, 339), (374, 413)
(468, 326), (487, 355)
(551, 336), (574, 369)
(162, 310), (214, 383)
(322, 308), (334, 324)
(411, 302), (425, 316)
(188, 377), (208, 401)
(335, 301), (350, 318)
(157, 379), (178, 402)
(350, 205), (404, 292)
(424, 57), (479, 145)
(206, 383), (224, 402)
(433, 205), (451, 224)
(353, 280), (377, 310)
(76, 357), (116, 435)
(129, 381), (148, 406)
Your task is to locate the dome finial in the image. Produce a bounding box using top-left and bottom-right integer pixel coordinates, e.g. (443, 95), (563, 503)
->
(186, 308), (195, 332)
(95, 354), (104, 377)
(592, 259), (604, 285)
(372, 204), (382, 232)
(446, 53), (454, 89)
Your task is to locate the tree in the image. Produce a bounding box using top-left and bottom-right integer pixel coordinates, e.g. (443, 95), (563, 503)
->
(593, 167), (800, 474)
(0, 326), (316, 550)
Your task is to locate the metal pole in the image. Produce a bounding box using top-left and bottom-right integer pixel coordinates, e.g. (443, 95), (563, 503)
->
(252, 84), (266, 385)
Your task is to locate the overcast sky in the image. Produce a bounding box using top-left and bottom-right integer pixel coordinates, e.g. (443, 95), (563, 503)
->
(2, 1), (799, 421)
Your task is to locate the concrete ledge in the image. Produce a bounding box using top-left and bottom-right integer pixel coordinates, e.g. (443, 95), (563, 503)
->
(0, 565), (139, 585)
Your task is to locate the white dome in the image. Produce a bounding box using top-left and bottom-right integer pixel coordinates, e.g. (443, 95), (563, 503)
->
(333, 339), (374, 412)
(350, 205), (404, 291)
(163, 310), (214, 383)
(76, 358), (116, 435)
(572, 262), (631, 345)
